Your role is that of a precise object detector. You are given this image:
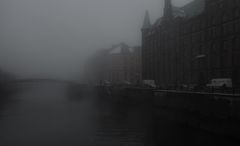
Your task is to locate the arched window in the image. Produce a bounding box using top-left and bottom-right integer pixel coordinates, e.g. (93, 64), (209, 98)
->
(235, 8), (240, 18)
(223, 13), (228, 22)
(234, 37), (240, 52)
(236, 19), (240, 32)
(236, 0), (240, 6)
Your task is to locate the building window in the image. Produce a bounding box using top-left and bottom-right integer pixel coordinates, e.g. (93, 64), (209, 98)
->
(200, 19), (205, 29)
(196, 32), (202, 43)
(228, 9), (234, 20)
(234, 37), (240, 52)
(222, 12), (228, 22)
(207, 16), (212, 27)
(218, 2), (224, 9)
(211, 16), (217, 25)
(212, 27), (217, 38)
(223, 40), (232, 51)
(223, 24), (227, 35)
(223, 40), (233, 68)
(236, 19), (240, 33)
(236, 0), (240, 6)
(207, 28), (212, 39)
(235, 8), (240, 18)
(211, 42), (221, 69)
(222, 22), (234, 35)
(200, 31), (205, 42)
(233, 52), (240, 67)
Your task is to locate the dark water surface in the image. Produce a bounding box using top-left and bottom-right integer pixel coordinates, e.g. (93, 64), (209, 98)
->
(0, 83), (150, 146)
(1, 83), (239, 146)
(0, 83), (97, 146)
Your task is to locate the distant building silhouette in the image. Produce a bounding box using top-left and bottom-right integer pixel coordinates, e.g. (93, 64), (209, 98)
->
(0, 70), (16, 93)
(142, 0), (240, 88)
(85, 43), (141, 85)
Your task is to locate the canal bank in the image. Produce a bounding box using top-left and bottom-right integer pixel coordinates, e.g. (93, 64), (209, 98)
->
(1, 83), (240, 146)
(153, 90), (240, 138)
(102, 86), (240, 145)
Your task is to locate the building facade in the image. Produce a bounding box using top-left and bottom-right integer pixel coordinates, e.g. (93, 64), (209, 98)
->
(142, 0), (240, 88)
(85, 43), (141, 85)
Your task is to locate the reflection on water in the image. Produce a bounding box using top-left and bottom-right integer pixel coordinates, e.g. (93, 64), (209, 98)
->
(93, 100), (151, 146)
(1, 83), (238, 146)
(0, 83), (97, 146)
(0, 83), (150, 146)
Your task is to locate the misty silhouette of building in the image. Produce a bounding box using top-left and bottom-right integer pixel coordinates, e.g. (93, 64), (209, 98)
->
(142, 0), (240, 88)
(85, 43), (141, 84)
(0, 70), (15, 92)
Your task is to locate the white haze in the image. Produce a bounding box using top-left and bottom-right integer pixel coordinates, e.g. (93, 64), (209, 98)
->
(0, 0), (192, 80)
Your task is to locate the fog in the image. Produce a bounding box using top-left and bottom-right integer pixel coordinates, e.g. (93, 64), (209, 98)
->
(0, 0), (192, 80)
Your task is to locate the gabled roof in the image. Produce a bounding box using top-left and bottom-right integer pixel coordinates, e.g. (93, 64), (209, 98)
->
(109, 43), (130, 54)
(107, 43), (141, 55)
(152, 0), (205, 28)
(180, 0), (205, 18)
(173, 6), (186, 18)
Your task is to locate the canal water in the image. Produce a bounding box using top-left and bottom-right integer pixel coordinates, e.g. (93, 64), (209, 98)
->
(0, 83), (150, 146)
(0, 83), (239, 146)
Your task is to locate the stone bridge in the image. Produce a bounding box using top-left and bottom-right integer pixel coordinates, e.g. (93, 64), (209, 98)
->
(7, 78), (80, 85)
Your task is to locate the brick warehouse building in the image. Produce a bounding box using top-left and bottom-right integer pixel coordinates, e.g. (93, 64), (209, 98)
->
(85, 43), (141, 85)
(142, 0), (240, 88)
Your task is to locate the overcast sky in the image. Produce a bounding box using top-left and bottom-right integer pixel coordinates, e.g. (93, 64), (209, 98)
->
(0, 0), (192, 79)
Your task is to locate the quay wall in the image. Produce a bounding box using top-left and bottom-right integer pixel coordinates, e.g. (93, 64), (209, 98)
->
(153, 90), (240, 138)
(96, 86), (240, 138)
